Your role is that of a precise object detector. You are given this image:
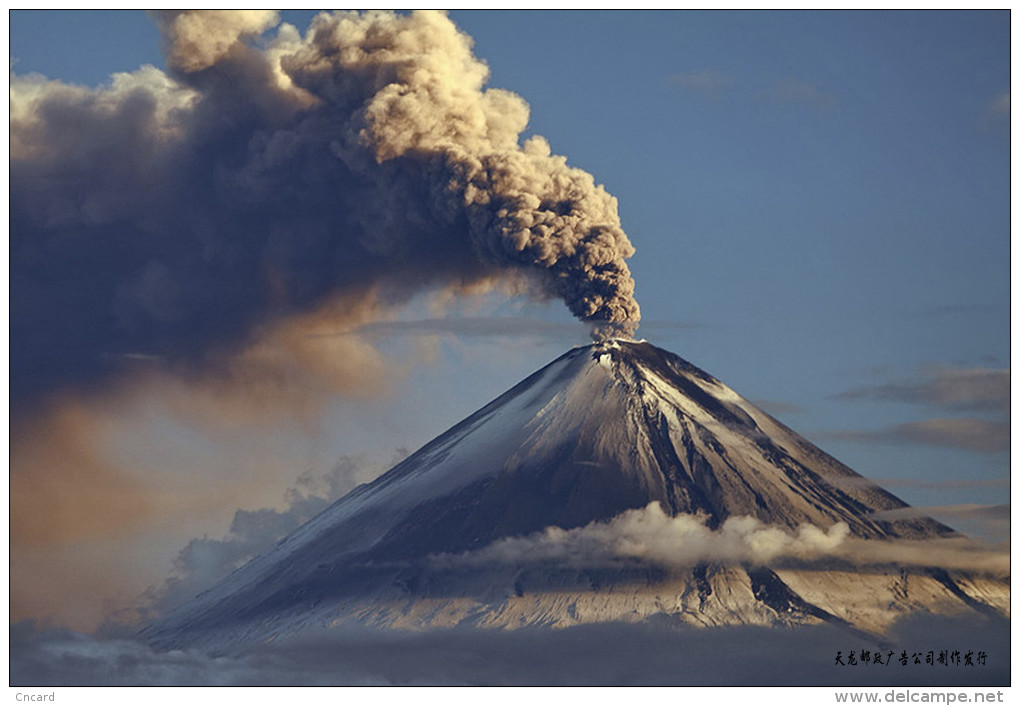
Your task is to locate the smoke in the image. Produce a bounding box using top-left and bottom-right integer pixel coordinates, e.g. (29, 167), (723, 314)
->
(432, 502), (1010, 576)
(11, 9), (640, 414)
(11, 11), (641, 631)
(153, 10), (281, 73)
(10, 400), (154, 546)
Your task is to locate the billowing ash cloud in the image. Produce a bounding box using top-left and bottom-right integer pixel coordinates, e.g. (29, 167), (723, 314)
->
(432, 502), (1010, 576)
(10, 9), (640, 411)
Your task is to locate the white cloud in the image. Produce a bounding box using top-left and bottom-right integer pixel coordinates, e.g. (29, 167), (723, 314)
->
(434, 501), (850, 567)
(430, 502), (1009, 576)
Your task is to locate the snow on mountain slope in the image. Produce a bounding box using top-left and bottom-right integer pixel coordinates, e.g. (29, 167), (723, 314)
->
(141, 341), (1008, 652)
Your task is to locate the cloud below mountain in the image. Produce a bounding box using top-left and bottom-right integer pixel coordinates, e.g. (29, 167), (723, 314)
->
(431, 502), (1009, 576)
(11, 614), (1010, 686)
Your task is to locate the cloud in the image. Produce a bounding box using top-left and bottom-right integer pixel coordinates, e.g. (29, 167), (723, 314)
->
(751, 398), (806, 416)
(870, 503), (1010, 524)
(986, 90), (1009, 116)
(433, 502), (850, 569)
(430, 502), (1009, 577)
(760, 76), (837, 110)
(868, 504), (1010, 545)
(10, 400), (155, 546)
(10, 421), (401, 634)
(830, 476), (1008, 493)
(829, 366), (1009, 453)
(101, 454), (395, 632)
(342, 316), (591, 342)
(980, 90), (1009, 135)
(813, 480), (1009, 542)
(10, 614), (1010, 686)
(836, 366), (1009, 415)
(668, 69), (733, 98)
(821, 418), (1009, 454)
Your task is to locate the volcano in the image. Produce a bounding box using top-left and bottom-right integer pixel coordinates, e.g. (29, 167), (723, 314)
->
(142, 340), (1008, 651)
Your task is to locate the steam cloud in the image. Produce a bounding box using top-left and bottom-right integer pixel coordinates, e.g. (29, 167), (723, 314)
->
(11, 9), (640, 412)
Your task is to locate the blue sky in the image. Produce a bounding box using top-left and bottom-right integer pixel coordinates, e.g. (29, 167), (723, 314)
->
(9, 10), (1010, 631)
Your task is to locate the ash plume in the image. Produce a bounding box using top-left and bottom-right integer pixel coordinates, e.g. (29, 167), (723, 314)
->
(10, 10), (640, 412)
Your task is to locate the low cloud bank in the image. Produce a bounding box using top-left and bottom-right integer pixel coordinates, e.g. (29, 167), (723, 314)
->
(433, 502), (849, 568)
(11, 615), (1009, 686)
(432, 502), (1010, 576)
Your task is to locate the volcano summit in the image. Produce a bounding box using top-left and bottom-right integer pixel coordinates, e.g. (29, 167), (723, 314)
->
(143, 340), (1008, 652)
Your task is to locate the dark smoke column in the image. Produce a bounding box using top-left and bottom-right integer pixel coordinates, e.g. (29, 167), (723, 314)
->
(294, 10), (643, 339)
(11, 10), (642, 409)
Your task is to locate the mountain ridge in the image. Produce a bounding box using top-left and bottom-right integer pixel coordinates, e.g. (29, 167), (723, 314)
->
(141, 340), (1007, 651)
